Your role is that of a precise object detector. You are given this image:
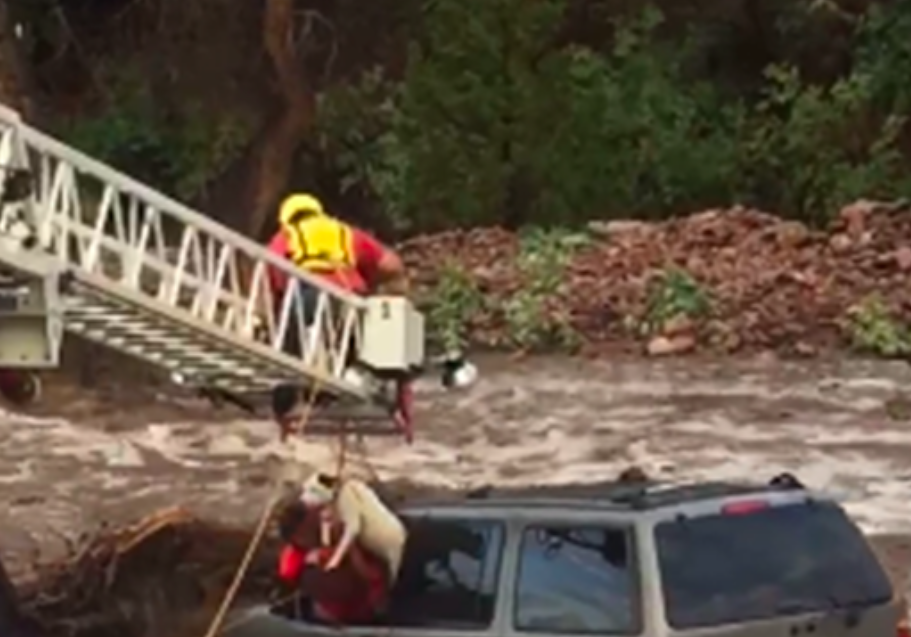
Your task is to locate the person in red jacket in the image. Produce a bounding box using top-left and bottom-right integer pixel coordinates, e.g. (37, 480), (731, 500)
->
(277, 500), (390, 626)
(265, 193), (415, 435)
(266, 193), (408, 299)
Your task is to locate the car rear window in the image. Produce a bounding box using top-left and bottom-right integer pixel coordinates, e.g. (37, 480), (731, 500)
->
(655, 500), (893, 629)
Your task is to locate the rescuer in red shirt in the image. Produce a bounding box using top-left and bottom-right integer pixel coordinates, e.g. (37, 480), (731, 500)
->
(276, 500), (390, 626)
(266, 193), (409, 298)
(264, 193), (415, 435)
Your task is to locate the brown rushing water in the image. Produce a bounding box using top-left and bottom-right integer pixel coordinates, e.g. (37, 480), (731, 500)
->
(1, 353), (910, 595)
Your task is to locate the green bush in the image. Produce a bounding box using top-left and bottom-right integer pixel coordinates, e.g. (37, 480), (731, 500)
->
(421, 261), (486, 353)
(319, 3), (746, 228)
(62, 63), (253, 202)
(741, 64), (908, 224)
(315, 1), (911, 233)
(846, 295), (911, 357)
(502, 227), (587, 350)
(641, 268), (712, 336)
(856, 0), (911, 112)
(57, 0), (911, 233)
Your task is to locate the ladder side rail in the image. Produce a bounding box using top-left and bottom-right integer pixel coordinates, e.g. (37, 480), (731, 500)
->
(53, 215), (247, 327)
(280, 275), (365, 377)
(202, 241), (236, 324)
(13, 119), (365, 304)
(0, 122), (16, 234)
(220, 248), (245, 333)
(7, 113), (370, 386)
(0, 114), (32, 240)
(0, 118), (15, 204)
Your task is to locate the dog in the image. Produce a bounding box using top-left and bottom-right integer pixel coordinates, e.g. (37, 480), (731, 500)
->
(301, 472), (407, 583)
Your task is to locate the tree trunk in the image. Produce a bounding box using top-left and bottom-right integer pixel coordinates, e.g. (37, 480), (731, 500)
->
(242, 0), (317, 239)
(0, 0), (36, 119)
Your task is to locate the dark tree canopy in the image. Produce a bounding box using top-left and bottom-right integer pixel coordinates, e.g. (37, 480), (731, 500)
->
(1, 0), (910, 237)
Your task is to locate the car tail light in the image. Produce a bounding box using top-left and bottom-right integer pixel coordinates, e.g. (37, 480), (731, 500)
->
(722, 500), (770, 515)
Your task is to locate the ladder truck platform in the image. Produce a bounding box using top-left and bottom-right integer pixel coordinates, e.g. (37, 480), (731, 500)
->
(0, 104), (427, 441)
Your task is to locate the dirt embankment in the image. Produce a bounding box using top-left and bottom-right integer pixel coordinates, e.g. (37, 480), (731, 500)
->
(401, 200), (911, 356)
(13, 508), (275, 637)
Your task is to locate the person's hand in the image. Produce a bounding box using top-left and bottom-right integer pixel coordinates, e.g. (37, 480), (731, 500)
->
(390, 274), (411, 296)
(376, 276), (409, 297)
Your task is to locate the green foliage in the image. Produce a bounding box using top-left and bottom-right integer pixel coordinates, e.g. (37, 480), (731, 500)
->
(543, 9), (745, 218)
(317, 69), (419, 234)
(320, 3), (747, 227)
(54, 0), (911, 234)
(315, 0), (911, 233)
(502, 227), (588, 350)
(742, 64), (908, 224)
(516, 227), (589, 282)
(856, 0), (911, 112)
(641, 268), (711, 336)
(420, 231), (588, 353)
(422, 261), (486, 353)
(846, 295), (911, 357)
(63, 63), (254, 201)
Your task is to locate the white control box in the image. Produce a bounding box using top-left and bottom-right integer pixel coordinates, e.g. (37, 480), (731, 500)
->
(0, 269), (64, 368)
(358, 296), (425, 372)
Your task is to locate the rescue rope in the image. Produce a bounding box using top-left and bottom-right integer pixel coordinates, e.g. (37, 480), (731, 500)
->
(200, 369), (325, 637)
(206, 420), (354, 637)
(353, 434), (382, 484)
(201, 262), (388, 637)
(201, 488), (279, 637)
(199, 424), (385, 636)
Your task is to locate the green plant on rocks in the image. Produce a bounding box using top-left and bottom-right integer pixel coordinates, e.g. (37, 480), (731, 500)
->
(503, 227), (589, 351)
(641, 267), (711, 336)
(422, 261), (486, 353)
(846, 295), (911, 357)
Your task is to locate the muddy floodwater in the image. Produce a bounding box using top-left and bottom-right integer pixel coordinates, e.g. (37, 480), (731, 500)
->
(2, 354), (911, 592)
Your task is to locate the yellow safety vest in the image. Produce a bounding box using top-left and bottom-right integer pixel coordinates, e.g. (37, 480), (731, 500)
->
(286, 216), (355, 271)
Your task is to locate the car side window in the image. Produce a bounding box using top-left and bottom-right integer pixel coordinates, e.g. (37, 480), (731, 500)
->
(514, 525), (640, 635)
(387, 517), (505, 630)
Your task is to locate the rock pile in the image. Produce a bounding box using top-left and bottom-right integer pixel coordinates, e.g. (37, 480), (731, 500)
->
(400, 200), (911, 356)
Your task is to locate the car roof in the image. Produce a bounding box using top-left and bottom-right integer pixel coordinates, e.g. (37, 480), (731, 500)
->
(400, 472), (818, 515)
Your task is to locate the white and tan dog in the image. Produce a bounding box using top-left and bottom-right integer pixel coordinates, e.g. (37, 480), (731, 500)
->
(300, 472), (407, 583)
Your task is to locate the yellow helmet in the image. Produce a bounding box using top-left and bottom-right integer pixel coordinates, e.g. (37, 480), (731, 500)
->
(278, 193), (325, 226)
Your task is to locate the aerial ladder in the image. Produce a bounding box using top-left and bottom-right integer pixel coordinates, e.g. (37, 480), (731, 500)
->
(0, 103), (431, 441)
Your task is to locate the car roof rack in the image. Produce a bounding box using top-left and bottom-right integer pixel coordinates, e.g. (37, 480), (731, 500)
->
(768, 472), (805, 490)
(447, 470), (808, 510)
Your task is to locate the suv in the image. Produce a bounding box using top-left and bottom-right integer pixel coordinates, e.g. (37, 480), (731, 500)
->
(225, 473), (904, 637)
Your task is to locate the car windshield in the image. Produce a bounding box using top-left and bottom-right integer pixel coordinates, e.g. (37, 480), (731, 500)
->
(655, 500), (893, 629)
